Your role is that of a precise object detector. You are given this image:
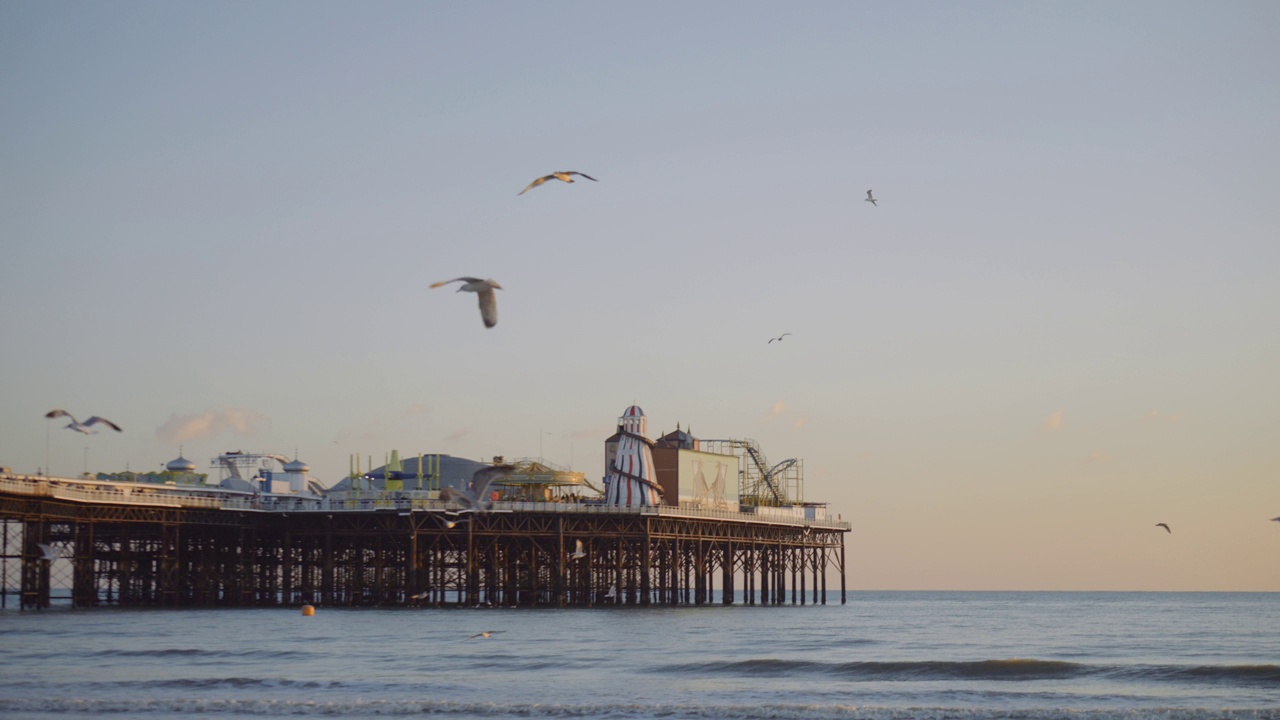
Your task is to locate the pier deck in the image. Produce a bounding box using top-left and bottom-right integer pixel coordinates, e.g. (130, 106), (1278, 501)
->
(1, 474), (848, 609)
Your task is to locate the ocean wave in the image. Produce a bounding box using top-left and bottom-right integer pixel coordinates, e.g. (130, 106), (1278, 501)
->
(653, 658), (1086, 680)
(0, 697), (1277, 719)
(1106, 664), (1280, 685)
(651, 659), (1280, 685)
(93, 647), (312, 660)
(130, 677), (344, 690)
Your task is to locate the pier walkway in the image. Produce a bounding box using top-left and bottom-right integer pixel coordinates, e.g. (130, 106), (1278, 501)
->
(1, 473), (849, 609)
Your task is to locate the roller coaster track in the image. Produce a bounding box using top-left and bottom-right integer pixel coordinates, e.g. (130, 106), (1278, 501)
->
(700, 439), (797, 506)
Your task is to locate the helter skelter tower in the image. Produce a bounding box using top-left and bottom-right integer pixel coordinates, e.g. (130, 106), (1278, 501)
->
(603, 405), (663, 507)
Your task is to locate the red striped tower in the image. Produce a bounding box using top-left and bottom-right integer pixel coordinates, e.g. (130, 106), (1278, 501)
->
(603, 405), (662, 507)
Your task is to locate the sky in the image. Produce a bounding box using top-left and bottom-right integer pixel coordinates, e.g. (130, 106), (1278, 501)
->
(1, 1), (1277, 591)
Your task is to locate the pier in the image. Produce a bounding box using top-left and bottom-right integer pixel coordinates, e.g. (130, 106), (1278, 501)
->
(0, 473), (848, 609)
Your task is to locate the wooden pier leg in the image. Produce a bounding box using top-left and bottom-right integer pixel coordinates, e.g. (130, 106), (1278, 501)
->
(640, 537), (651, 607)
(557, 520), (567, 608)
(812, 546), (820, 605)
(840, 538), (846, 605)
(694, 539), (704, 605)
(322, 519), (334, 606)
(821, 547), (828, 605)
(73, 522), (95, 608)
(407, 531), (418, 603)
(787, 546), (795, 605)
(799, 546), (806, 606)
(20, 522), (49, 610)
(722, 541), (733, 605)
(760, 544), (769, 605)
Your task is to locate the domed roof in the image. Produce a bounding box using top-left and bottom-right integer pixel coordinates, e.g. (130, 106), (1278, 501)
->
(623, 405), (645, 418)
(284, 458), (310, 473)
(166, 456), (196, 473)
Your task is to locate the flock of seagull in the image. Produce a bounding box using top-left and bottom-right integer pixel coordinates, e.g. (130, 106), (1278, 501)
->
(430, 170), (879, 339)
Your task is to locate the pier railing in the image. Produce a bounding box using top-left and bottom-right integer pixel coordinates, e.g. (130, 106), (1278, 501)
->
(0, 474), (850, 529)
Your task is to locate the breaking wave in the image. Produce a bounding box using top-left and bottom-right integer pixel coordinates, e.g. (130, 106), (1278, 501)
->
(651, 659), (1280, 685)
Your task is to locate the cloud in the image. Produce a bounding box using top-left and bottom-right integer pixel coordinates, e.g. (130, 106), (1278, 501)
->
(766, 400), (806, 430)
(157, 407), (270, 444)
(401, 403), (430, 419)
(1043, 410), (1064, 432)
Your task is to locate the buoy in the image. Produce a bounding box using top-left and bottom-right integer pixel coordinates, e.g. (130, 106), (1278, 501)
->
(301, 604), (315, 616)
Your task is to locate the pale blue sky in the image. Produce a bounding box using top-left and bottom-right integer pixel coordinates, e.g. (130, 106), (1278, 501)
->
(2, 1), (1277, 590)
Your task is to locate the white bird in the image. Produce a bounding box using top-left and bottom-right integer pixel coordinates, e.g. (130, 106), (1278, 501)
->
(36, 543), (59, 561)
(570, 539), (586, 559)
(440, 464), (517, 513)
(1156, 523), (1171, 534)
(865, 189), (877, 207)
(468, 630), (504, 639)
(768, 333), (792, 344)
(44, 407), (120, 435)
(429, 277), (503, 329)
(45, 409), (122, 435)
(518, 171), (597, 195)
(433, 513), (468, 530)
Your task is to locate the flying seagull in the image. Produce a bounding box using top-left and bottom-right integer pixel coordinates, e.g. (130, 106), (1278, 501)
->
(45, 409), (122, 435)
(433, 514), (468, 530)
(768, 333), (792, 344)
(1156, 523), (1171, 533)
(518, 171), (597, 195)
(36, 543), (60, 561)
(409, 590), (430, 601)
(429, 277), (503, 329)
(468, 630), (504, 640)
(440, 464), (517, 513)
(865, 189), (878, 207)
(570, 539), (586, 559)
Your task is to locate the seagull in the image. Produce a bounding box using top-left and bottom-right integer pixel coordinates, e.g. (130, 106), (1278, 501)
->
(429, 277), (503, 329)
(1156, 523), (1171, 533)
(768, 333), (792, 344)
(865, 189), (877, 207)
(45, 409), (122, 435)
(518, 171), (597, 195)
(439, 464), (517, 513)
(409, 590), (430, 600)
(433, 514), (468, 530)
(36, 543), (59, 561)
(468, 630), (504, 639)
(570, 539), (586, 559)
(1271, 517), (1279, 523)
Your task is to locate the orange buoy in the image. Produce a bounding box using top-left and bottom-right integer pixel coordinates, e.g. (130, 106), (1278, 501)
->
(301, 604), (315, 616)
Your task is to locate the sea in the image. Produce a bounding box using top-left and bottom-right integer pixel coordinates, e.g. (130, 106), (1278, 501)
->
(1, 592), (1277, 720)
